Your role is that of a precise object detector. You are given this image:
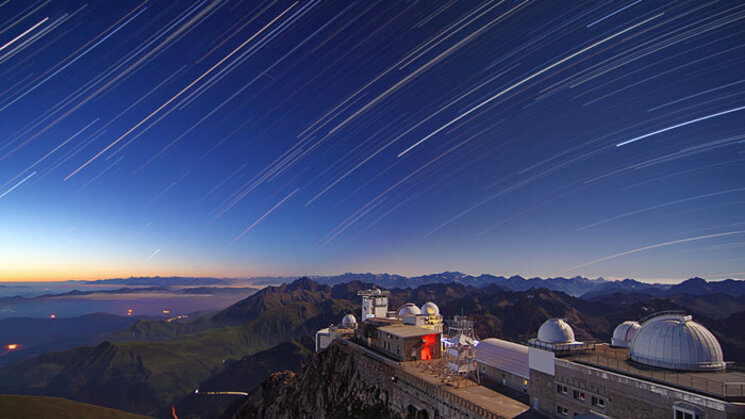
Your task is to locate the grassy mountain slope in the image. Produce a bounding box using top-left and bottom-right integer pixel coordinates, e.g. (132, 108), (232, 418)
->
(0, 394), (152, 419)
(0, 278), (355, 416)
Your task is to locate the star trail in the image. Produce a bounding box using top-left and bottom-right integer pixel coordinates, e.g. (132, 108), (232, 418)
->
(0, 0), (743, 282)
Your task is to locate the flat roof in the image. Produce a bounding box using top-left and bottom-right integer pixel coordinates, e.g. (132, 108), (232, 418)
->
(401, 362), (542, 419)
(566, 344), (745, 401)
(363, 317), (401, 326)
(379, 325), (438, 338)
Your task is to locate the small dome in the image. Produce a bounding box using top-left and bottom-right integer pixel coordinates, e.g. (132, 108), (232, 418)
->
(537, 318), (575, 344)
(342, 314), (357, 327)
(629, 314), (725, 371)
(611, 321), (641, 348)
(421, 302), (440, 316)
(397, 302), (421, 317)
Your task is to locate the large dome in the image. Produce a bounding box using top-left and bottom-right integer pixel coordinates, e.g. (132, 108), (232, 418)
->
(537, 318), (575, 344)
(611, 321), (641, 348)
(397, 302), (421, 317)
(421, 302), (440, 316)
(629, 314), (725, 372)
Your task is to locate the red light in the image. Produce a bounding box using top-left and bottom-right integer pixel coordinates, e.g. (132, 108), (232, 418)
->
(421, 334), (437, 345)
(419, 334), (438, 360)
(6, 344), (18, 350)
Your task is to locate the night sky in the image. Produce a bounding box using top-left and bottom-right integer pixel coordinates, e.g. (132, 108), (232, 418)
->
(1, 0), (743, 282)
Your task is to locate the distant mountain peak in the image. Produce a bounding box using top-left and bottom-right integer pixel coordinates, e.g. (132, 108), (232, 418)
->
(285, 277), (323, 292)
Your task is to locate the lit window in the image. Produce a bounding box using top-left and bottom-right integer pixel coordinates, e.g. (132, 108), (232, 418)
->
(573, 390), (585, 401)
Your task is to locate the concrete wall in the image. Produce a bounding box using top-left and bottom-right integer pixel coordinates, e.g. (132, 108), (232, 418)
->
(477, 361), (529, 394)
(528, 347), (555, 376)
(531, 358), (745, 419)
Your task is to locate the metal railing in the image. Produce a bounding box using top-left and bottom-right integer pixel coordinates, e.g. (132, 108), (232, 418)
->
(639, 310), (687, 324)
(528, 339), (596, 353)
(570, 348), (745, 401)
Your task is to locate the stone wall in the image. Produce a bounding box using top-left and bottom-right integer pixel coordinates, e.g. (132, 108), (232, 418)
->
(528, 369), (554, 416)
(235, 339), (509, 419)
(342, 340), (505, 419)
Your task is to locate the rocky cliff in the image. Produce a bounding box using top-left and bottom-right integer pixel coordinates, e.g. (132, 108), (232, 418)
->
(233, 341), (410, 419)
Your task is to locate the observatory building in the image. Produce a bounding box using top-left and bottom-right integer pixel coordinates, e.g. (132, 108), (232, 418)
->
(476, 338), (530, 394)
(315, 313), (358, 352)
(315, 289), (443, 362)
(316, 291), (744, 418)
(526, 313), (744, 419)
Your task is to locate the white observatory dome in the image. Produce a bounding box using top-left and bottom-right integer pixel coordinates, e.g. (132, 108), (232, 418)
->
(537, 318), (576, 344)
(421, 301), (440, 316)
(397, 302), (421, 317)
(342, 314), (357, 327)
(629, 314), (725, 372)
(611, 321), (641, 348)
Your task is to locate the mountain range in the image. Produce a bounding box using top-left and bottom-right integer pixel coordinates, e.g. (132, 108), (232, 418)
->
(1, 275), (744, 418)
(74, 272), (745, 299)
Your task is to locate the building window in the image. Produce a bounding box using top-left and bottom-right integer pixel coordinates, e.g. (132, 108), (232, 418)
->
(556, 405), (568, 416)
(592, 396), (605, 408)
(573, 390), (585, 401)
(556, 384), (567, 394)
(674, 406), (698, 419)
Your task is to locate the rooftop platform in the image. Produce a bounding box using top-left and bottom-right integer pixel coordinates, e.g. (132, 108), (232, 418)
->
(338, 338), (542, 418)
(567, 344), (745, 402)
(380, 324), (438, 338)
(362, 317), (402, 327)
(400, 361), (543, 419)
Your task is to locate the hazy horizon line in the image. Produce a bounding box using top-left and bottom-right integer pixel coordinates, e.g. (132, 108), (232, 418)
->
(1, 271), (742, 284)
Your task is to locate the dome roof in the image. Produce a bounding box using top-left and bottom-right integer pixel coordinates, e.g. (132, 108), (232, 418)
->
(611, 321), (641, 348)
(629, 314), (725, 372)
(537, 318), (575, 344)
(342, 314), (357, 327)
(421, 301), (440, 316)
(476, 338), (529, 379)
(397, 302), (421, 317)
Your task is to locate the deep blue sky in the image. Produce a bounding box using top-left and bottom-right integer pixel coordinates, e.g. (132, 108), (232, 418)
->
(0, 0), (743, 282)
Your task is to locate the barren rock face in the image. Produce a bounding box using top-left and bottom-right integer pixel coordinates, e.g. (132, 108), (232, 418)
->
(233, 342), (404, 419)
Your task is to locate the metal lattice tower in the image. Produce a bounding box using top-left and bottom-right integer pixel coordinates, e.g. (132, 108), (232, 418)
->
(442, 315), (479, 387)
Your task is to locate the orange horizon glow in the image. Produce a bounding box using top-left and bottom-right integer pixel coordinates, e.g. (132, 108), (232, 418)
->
(0, 268), (265, 282)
